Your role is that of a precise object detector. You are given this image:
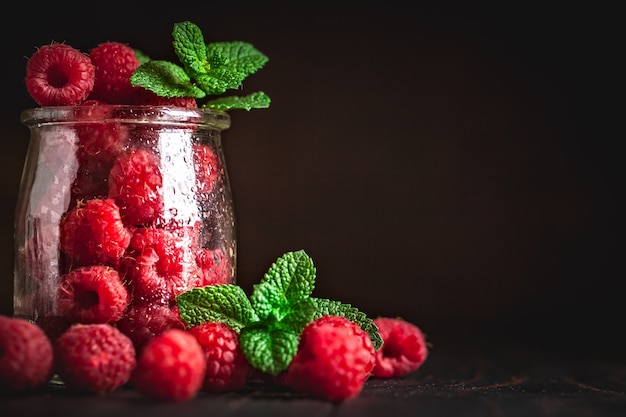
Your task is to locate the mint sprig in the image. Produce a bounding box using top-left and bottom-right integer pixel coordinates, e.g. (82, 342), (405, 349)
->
(176, 250), (382, 376)
(130, 21), (270, 111)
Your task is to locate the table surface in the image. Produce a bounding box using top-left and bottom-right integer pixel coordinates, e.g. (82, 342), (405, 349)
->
(2, 345), (624, 417)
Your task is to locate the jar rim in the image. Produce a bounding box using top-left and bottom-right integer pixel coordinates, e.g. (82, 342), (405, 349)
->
(20, 105), (231, 130)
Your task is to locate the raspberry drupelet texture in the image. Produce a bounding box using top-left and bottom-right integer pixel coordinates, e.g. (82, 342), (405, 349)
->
(286, 315), (376, 401)
(54, 323), (136, 394)
(59, 198), (132, 268)
(116, 304), (186, 353)
(188, 322), (251, 392)
(25, 43), (95, 106)
(372, 317), (428, 378)
(122, 227), (202, 304)
(195, 248), (232, 286)
(108, 147), (164, 226)
(131, 329), (207, 402)
(56, 265), (129, 324)
(88, 42), (141, 104)
(0, 315), (54, 392)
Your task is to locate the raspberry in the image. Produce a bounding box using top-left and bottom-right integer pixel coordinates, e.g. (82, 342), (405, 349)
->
(372, 317), (428, 378)
(25, 43), (95, 106)
(131, 329), (206, 401)
(192, 143), (221, 195)
(0, 315), (54, 392)
(196, 248), (232, 286)
(75, 100), (130, 165)
(88, 42), (141, 104)
(134, 89), (198, 108)
(286, 315), (375, 401)
(56, 265), (129, 324)
(188, 322), (251, 392)
(122, 227), (201, 303)
(53, 323), (136, 394)
(108, 148), (164, 225)
(59, 198), (132, 267)
(116, 303), (185, 353)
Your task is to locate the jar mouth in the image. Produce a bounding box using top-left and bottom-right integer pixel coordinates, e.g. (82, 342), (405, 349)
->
(20, 105), (231, 130)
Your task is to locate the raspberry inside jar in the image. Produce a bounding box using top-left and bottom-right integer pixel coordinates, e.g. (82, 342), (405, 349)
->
(14, 105), (235, 347)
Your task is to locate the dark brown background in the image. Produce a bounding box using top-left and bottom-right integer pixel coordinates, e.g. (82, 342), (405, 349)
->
(1, 2), (621, 360)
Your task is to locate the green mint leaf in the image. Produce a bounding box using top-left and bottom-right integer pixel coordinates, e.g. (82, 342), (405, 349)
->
(130, 60), (206, 98)
(205, 41), (269, 78)
(311, 298), (383, 350)
(250, 250), (316, 321)
(280, 297), (318, 334)
(133, 49), (151, 65)
(176, 285), (258, 332)
(194, 70), (247, 95)
(239, 323), (300, 375)
(172, 21), (208, 77)
(204, 91), (271, 111)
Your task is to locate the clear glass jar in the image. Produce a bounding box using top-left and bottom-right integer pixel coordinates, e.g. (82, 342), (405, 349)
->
(14, 105), (235, 342)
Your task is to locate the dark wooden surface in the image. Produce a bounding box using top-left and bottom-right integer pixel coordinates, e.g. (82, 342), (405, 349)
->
(3, 345), (624, 417)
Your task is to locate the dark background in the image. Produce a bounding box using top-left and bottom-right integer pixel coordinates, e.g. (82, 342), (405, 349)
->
(1, 2), (621, 360)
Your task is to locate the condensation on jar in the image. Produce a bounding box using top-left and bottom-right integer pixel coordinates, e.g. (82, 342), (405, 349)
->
(14, 105), (236, 344)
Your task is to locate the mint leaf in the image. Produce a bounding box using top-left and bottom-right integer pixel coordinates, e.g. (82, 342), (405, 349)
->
(239, 323), (300, 375)
(206, 41), (268, 77)
(172, 21), (208, 77)
(130, 60), (206, 98)
(129, 21), (271, 110)
(311, 298), (383, 350)
(204, 92), (271, 111)
(250, 250), (316, 321)
(176, 285), (257, 331)
(194, 70), (247, 95)
(133, 49), (151, 65)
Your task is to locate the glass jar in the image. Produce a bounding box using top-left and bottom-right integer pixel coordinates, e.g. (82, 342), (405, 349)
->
(14, 105), (235, 342)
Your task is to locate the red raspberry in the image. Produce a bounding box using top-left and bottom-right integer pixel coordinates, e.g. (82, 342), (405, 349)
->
(286, 315), (375, 401)
(75, 100), (130, 165)
(25, 43), (95, 106)
(122, 227), (201, 303)
(196, 248), (232, 286)
(54, 323), (136, 394)
(188, 322), (251, 392)
(0, 315), (54, 392)
(192, 143), (221, 194)
(88, 42), (141, 104)
(372, 317), (429, 378)
(134, 89), (198, 108)
(56, 265), (129, 324)
(116, 304), (185, 353)
(131, 329), (206, 402)
(108, 148), (164, 226)
(59, 198), (132, 267)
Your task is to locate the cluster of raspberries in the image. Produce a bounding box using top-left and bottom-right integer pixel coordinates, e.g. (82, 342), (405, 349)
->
(1, 314), (428, 401)
(10, 39), (431, 401)
(22, 41), (233, 351)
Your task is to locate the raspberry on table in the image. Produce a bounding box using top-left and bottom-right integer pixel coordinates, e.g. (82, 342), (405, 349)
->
(116, 304), (186, 353)
(285, 315), (376, 401)
(131, 329), (206, 402)
(0, 315), (54, 392)
(188, 322), (251, 392)
(53, 323), (136, 394)
(372, 317), (429, 378)
(56, 265), (129, 324)
(88, 42), (142, 104)
(25, 43), (95, 106)
(59, 198), (132, 268)
(108, 147), (164, 226)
